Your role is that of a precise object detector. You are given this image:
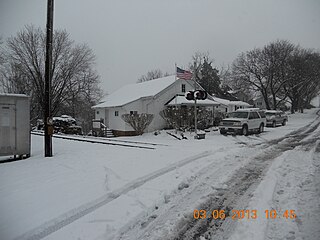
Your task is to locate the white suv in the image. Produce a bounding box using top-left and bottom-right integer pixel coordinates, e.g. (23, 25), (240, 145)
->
(219, 108), (266, 136)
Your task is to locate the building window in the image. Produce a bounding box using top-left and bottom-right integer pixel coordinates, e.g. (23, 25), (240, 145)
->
(130, 111), (138, 115)
(96, 111), (99, 115)
(181, 84), (186, 93)
(115, 111), (119, 116)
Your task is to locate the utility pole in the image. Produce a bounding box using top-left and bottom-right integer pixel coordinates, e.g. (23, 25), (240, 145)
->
(44, 0), (54, 157)
(193, 62), (197, 136)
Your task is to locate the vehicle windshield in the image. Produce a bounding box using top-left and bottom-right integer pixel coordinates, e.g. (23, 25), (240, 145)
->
(265, 112), (276, 116)
(227, 112), (249, 118)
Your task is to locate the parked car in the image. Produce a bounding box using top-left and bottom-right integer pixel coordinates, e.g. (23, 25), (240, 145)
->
(219, 108), (266, 136)
(63, 125), (83, 135)
(265, 110), (288, 127)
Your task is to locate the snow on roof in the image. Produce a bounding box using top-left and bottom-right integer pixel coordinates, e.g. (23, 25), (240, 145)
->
(212, 97), (231, 106)
(167, 95), (220, 106)
(0, 93), (29, 98)
(231, 100), (251, 106)
(236, 108), (261, 112)
(265, 110), (280, 113)
(93, 75), (176, 108)
(212, 96), (251, 106)
(53, 115), (76, 122)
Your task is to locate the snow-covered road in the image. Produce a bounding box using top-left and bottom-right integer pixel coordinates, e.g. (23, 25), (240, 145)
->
(0, 109), (319, 240)
(116, 110), (320, 240)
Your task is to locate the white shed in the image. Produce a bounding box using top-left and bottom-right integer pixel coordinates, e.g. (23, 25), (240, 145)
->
(0, 94), (30, 159)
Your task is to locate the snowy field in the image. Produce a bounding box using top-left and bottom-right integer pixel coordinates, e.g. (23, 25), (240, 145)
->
(0, 109), (320, 240)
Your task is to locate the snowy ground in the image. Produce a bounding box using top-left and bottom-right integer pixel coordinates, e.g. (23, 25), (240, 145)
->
(0, 109), (319, 240)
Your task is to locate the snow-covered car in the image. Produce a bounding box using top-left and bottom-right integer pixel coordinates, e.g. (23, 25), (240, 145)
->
(219, 108), (266, 136)
(265, 110), (288, 127)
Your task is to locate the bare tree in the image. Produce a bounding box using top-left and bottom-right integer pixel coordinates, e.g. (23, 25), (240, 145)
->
(0, 37), (6, 90)
(0, 37), (4, 65)
(231, 48), (273, 109)
(261, 40), (295, 109)
(137, 69), (170, 83)
(121, 113), (154, 135)
(231, 40), (320, 112)
(219, 64), (232, 87)
(283, 48), (320, 113)
(189, 51), (210, 82)
(0, 25), (102, 124)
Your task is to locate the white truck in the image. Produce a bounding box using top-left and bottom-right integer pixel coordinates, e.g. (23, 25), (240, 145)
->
(219, 108), (266, 136)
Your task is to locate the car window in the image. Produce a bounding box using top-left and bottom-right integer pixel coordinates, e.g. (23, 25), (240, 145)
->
(228, 112), (249, 118)
(251, 112), (260, 119)
(259, 111), (266, 118)
(265, 112), (276, 116)
(249, 112), (258, 119)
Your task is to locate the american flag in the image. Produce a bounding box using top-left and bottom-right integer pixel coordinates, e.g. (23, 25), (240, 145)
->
(176, 67), (192, 80)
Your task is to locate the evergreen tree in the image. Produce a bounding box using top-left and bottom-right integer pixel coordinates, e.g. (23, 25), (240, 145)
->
(199, 58), (222, 96)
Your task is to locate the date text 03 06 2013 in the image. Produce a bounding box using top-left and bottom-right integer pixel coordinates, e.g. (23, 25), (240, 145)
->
(193, 209), (297, 220)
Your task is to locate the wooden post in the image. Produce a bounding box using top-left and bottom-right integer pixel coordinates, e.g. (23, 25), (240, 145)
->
(44, 0), (54, 157)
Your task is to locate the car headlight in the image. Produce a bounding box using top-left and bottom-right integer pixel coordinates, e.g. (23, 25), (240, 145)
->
(233, 122), (241, 126)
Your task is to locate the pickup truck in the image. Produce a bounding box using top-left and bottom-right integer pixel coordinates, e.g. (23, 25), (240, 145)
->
(265, 110), (288, 127)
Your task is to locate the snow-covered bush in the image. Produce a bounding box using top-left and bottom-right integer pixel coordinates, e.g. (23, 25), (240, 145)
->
(121, 113), (154, 135)
(160, 106), (213, 130)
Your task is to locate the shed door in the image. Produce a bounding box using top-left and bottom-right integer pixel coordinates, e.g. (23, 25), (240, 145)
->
(0, 104), (16, 154)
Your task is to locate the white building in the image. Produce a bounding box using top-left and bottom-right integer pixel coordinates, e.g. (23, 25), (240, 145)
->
(92, 75), (251, 136)
(93, 76), (214, 136)
(212, 96), (251, 113)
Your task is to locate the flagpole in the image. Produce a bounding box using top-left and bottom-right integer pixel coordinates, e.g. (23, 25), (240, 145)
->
(175, 63), (177, 106)
(175, 63), (177, 81)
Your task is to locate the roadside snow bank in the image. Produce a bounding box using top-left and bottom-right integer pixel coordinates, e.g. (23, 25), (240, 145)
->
(229, 140), (320, 240)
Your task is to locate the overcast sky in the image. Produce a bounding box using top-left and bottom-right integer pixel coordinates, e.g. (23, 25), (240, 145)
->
(1, 0), (320, 94)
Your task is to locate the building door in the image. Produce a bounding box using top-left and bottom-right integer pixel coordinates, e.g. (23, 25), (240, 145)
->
(0, 104), (16, 154)
(105, 109), (109, 128)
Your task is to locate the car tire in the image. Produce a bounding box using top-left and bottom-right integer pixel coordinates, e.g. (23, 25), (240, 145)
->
(242, 125), (249, 136)
(259, 123), (264, 133)
(282, 120), (287, 126)
(220, 130), (227, 135)
(272, 121), (276, 128)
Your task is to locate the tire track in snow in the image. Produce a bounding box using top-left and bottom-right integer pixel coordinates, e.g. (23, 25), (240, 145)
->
(14, 150), (216, 240)
(17, 110), (320, 240)
(265, 140), (320, 240)
(123, 114), (320, 240)
(170, 114), (320, 239)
